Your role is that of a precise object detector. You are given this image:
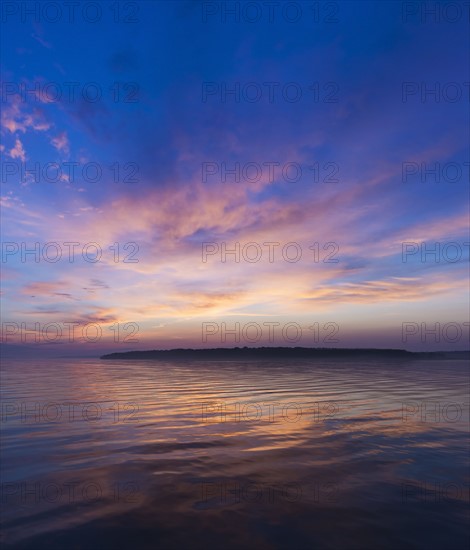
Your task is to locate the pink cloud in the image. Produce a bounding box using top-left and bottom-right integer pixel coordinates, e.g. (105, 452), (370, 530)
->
(51, 131), (70, 154)
(1, 95), (51, 133)
(8, 138), (26, 161)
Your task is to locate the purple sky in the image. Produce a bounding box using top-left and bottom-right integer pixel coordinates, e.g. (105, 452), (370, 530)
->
(1, 1), (469, 354)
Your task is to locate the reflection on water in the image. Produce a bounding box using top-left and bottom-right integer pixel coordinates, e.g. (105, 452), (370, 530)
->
(1, 358), (469, 549)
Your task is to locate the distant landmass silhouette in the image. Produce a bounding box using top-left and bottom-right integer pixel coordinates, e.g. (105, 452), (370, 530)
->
(100, 347), (469, 361)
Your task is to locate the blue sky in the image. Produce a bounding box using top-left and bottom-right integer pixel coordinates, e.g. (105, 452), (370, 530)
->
(1, 1), (469, 354)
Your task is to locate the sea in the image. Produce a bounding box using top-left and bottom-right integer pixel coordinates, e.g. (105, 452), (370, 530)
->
(1, 357), (469, 549)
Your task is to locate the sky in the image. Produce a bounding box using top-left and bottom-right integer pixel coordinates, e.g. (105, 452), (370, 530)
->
(0, 0), (469, 355)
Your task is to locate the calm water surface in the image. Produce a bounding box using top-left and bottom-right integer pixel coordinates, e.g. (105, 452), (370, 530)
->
(1, 357), (469, 549)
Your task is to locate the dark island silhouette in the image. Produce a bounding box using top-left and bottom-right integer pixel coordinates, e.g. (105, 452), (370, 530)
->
(100, 347), (469, 361)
